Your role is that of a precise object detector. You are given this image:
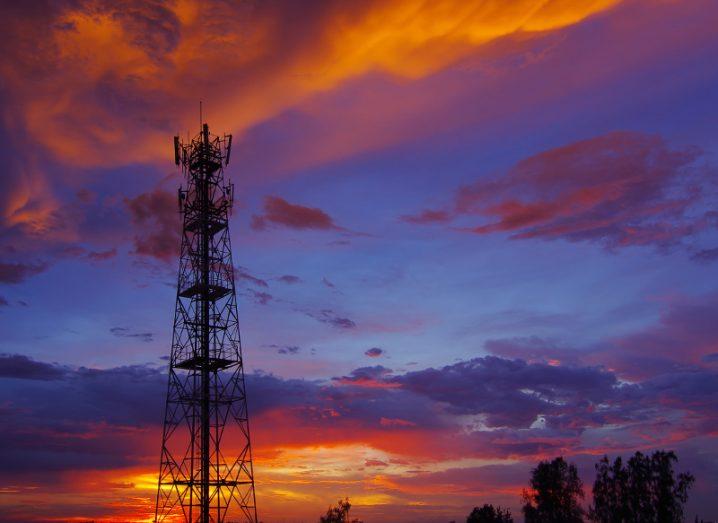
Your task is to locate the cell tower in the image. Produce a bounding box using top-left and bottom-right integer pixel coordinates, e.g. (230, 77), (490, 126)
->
(154, 122), (258, 523)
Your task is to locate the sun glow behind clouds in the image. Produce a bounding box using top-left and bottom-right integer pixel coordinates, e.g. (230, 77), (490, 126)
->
(4, 0), (718, 520)
(253, 443), (524, 511)
(9, 0), (623, 168)
(318, 0), (621, 79)
(0, 0), (625, 245)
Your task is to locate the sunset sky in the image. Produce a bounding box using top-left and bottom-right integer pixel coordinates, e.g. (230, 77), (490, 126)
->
(1, 0), (717, 521)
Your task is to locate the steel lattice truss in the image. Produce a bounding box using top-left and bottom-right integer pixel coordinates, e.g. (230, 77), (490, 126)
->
(155, 124), (258, 523)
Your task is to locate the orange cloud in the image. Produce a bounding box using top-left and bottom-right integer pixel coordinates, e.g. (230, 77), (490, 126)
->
(0, 0), (629, 250)
(310, 0), (620, 80)
(1, 0), (623, 182)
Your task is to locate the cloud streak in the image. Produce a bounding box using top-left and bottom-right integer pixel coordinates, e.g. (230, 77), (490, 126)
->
(251, 196), (341, 232)
(405, 132), (712, 252)
(0, 261), (48, 284)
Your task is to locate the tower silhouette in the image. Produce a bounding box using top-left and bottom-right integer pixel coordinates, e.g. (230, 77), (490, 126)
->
(155, 123), (258, 523)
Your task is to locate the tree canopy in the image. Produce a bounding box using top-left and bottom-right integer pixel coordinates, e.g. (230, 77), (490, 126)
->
(467, 503), (514, 523)
(589, 450), (694, 523)
(319, 498), (362, 523)
(522, 456), (585, 523)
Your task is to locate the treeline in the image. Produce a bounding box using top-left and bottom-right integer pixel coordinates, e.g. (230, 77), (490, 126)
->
(465, 450), (697, 523)
(319, 450), (704, 523)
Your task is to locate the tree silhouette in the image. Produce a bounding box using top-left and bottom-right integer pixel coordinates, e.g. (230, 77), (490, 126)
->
(467, 503), (514, 522)
(319, 498), (362, 523)
(522, 456), (585, 523)
(589, 450), (694, 523)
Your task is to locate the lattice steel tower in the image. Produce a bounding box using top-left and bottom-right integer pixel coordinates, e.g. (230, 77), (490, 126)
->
(155, 123), (258, 523)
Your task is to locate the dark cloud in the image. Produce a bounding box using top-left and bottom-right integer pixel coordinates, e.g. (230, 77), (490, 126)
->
(125, 189), (180, 262)
(0, 295), (8, 307)
(629, 370), (718, 422)
(110, 327), (154, 343)
(247, 289), (273, 305)
(109, 0), (182, 60)
(400, 209), (451, 225)
(0, 360), (326, 458)
(76, 188), (95, 203)
(324, 315), (355, 329)
(335, 365), (393, 385)
(277, 274), (301, 284)
(365, 347), (384, 358)
(0, 352), (716, 479)
(246, 372), (324, 415)
(87, 248), (117, 261)
(0, 354), (65, 380)
(264, 343), (302, 355)
(691, 246), (718, 262)
(251, 196), (339, 231)
(394, 356), (618, 428)
(406, 132), (710, 252)
(0, 261), (48, 284)
(236, 266), (269, 288)
(332, 365), (398, 388)
(322, 277), (336, 289)
(0, 361), (166, 474)
(305, 309), (356, 329)
(59, 245), (86, 258)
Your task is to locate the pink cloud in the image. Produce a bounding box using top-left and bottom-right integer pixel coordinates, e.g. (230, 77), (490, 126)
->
(406, 131), (710, 251)
(125, 189), (179, 262)
(251, 196), (339, 231)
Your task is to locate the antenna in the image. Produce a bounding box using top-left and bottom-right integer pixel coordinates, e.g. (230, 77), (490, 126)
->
(173, 136), (180, 166)
(226, 134), (233, 166)
(199, 100), (203, 130)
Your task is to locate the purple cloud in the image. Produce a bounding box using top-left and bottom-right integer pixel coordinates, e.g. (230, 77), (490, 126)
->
(0, 351), (715, 482)
(0, 354), (65, 380)
(110, 327), (154, 343)
(395, 356), (618, 428)
(305, 308), (356, 329)
(0, 261), (48, 284)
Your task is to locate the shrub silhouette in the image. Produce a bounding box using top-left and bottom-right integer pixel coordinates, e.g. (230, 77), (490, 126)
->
(319, 497), (362, 523)
(466, 503), (513, 522)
